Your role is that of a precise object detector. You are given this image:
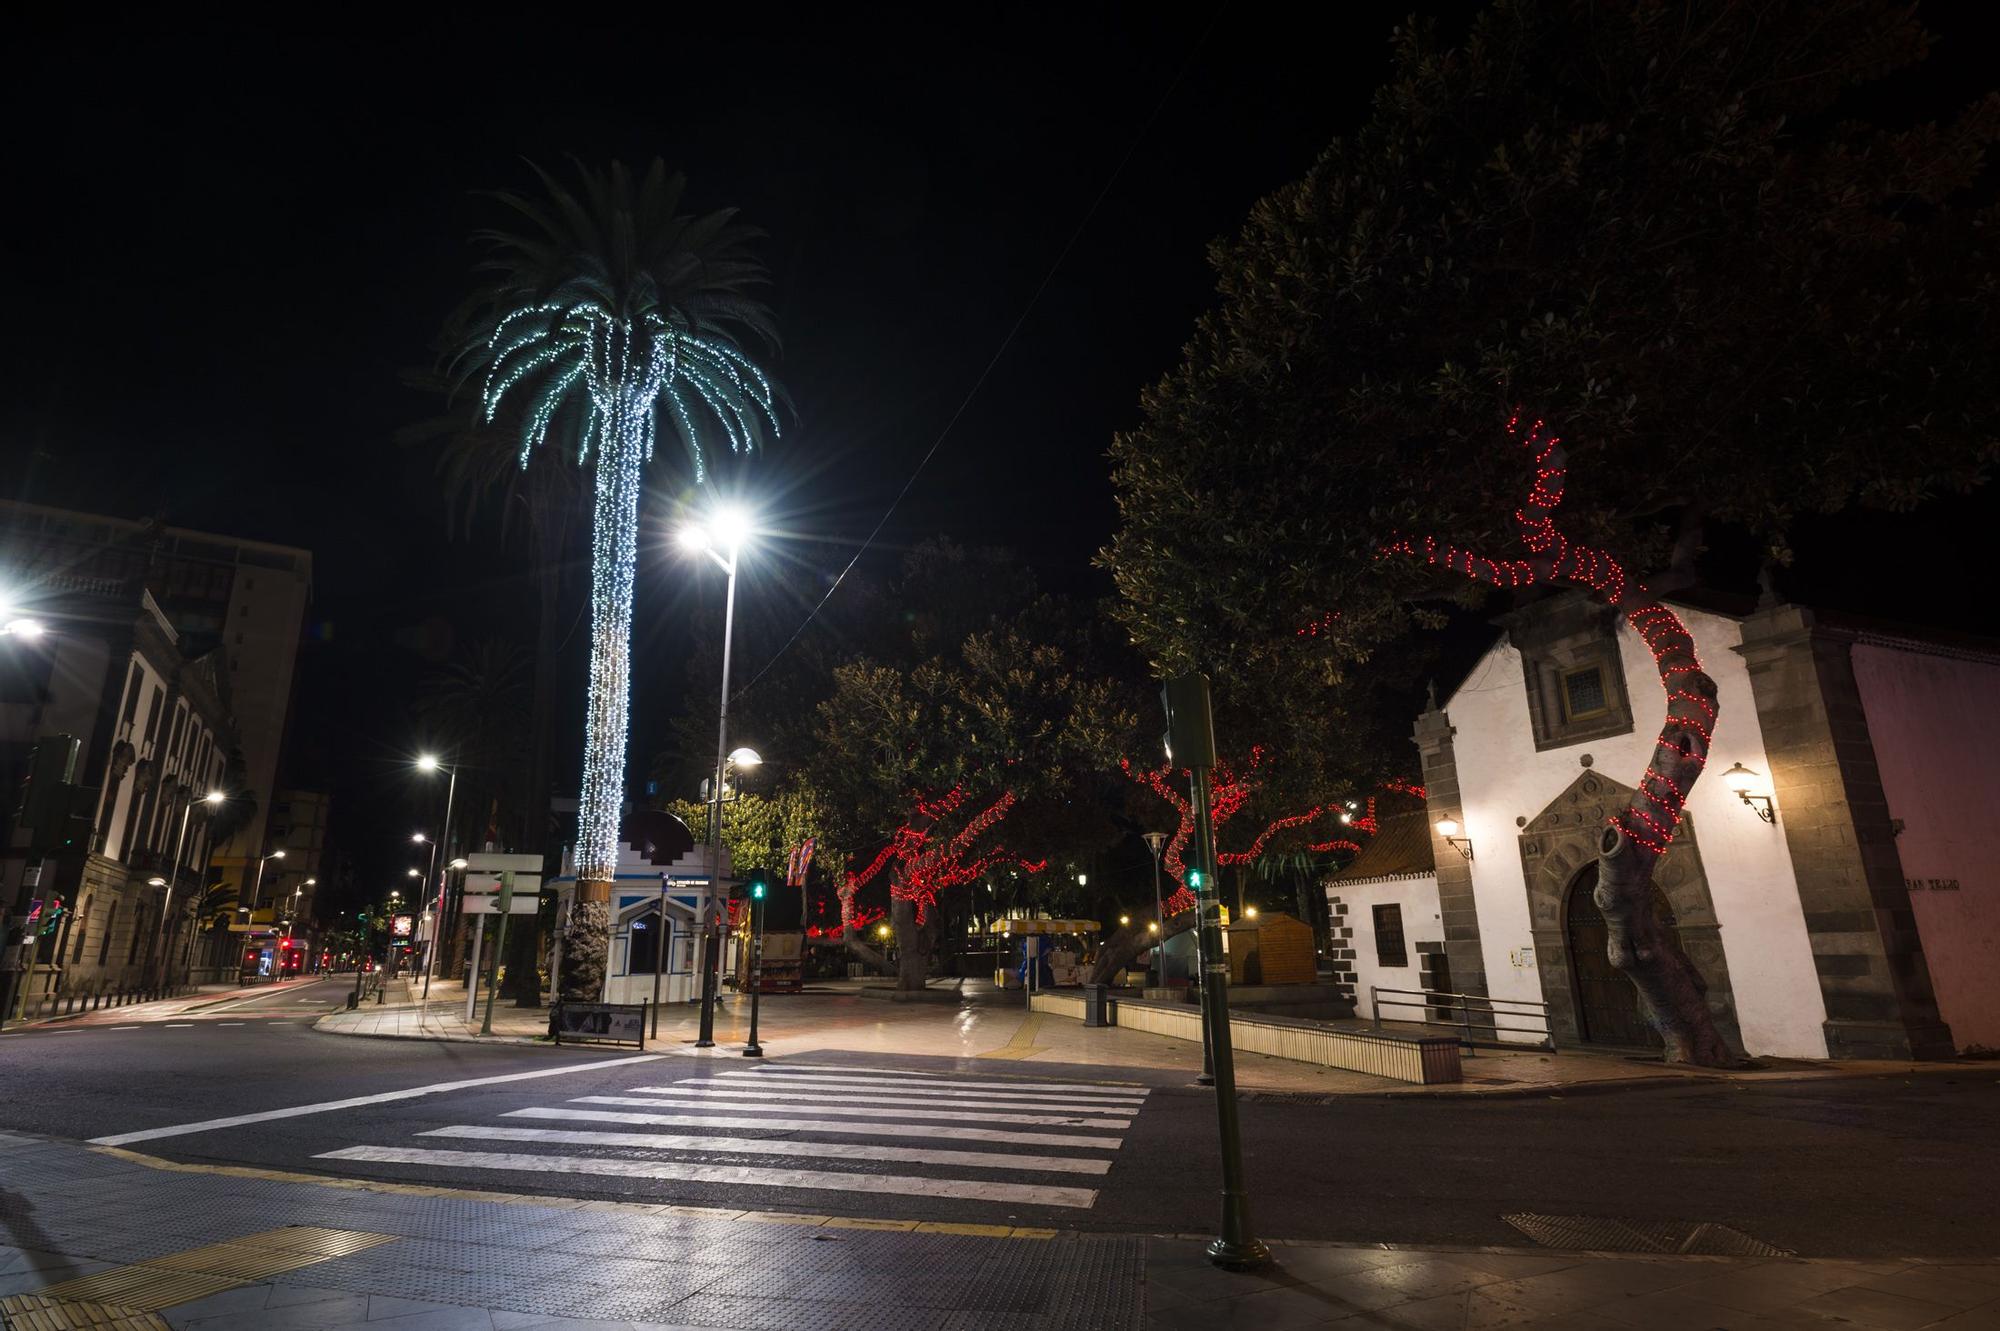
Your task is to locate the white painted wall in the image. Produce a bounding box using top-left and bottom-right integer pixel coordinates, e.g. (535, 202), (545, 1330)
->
(1326, 874), (1441, 1020)
(1852, 643), (2000, 1052)
(1444, 604), (1828, 1057)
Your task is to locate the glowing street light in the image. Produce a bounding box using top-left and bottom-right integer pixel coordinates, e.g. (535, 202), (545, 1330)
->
(679, 503), (758, 1049)
(414, 755), (458, 1000)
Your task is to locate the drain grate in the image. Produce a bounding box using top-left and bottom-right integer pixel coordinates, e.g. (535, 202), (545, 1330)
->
(1502, 1212), (1792, 1257)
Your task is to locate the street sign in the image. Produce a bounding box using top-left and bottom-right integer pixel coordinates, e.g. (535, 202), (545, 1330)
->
(464, 892), (539, 915)
(462, 852), (543, 889)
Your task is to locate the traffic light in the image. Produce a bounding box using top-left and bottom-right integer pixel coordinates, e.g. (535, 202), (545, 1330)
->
(1161, 673), (1216, 768)
(1187, 868), (1206, 891)
(748, 870), (768, 902)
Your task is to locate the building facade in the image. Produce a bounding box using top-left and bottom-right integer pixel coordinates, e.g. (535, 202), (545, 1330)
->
(0, 501), (312, 904)
(1, 574), (240, 1006)
(1332, 590), (1996, 1059)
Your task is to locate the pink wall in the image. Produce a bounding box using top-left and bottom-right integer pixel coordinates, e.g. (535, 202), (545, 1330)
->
(1852, 642), (2000, 1052)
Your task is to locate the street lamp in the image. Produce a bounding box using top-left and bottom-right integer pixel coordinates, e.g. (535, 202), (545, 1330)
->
(415, 755), (458, 1001)
(1142, 831), (1169, 986)
(679, 503), (754, 1048)
(148, 789), (226, 991)
(245, 849), (284, 921)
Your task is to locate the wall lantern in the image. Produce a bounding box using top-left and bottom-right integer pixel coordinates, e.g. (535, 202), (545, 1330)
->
(1721, 763), (1777, 824)
(1435, 816), (1474, 861)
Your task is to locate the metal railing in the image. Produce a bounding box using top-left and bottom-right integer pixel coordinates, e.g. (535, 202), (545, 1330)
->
(1371, 985), (1556, 1052)
(11, 979), (202, 1022)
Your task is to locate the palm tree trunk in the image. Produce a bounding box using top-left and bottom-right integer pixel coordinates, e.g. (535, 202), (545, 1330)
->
(559, 404), (645, 1001)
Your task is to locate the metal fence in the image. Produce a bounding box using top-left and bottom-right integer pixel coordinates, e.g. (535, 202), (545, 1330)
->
(1371, 985), (1556, 1052)
(11, 978), (202, 1021)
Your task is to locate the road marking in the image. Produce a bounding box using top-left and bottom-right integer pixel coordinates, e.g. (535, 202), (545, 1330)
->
(93, 1145), (1058, 1239)
(107, 1025), (141, 1030)
(742, 1066), (1146, 1094)
(629, 1083), (1144, 1113)
(315, 1145), (1100, 1208)
(87, 1054), (666, 1145)
(420, 1124), (1113, 1175)
(164, 1024), (193, 1029)
(218, 1022), (245, 1026)
(712, 1072), (1148, 1105)
(573, 1094), (1130, 1129)
(977, 1011), (1048, 1060)
(507, 1106), (1124, 1150)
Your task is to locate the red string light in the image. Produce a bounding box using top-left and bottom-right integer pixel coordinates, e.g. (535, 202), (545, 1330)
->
(838, 788), (1043, 929)
(1379, 412), (1715, 855)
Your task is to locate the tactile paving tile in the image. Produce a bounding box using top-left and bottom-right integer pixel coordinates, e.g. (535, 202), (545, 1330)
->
(0, 1292), (172, 1330)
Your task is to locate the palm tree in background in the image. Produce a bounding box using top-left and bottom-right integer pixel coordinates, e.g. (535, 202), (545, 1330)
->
(407, 376), (583, 861)
(451, 158), (782, 1000)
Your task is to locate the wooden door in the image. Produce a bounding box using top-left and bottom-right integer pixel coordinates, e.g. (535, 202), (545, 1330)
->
(1565, 869), (1667, 1049)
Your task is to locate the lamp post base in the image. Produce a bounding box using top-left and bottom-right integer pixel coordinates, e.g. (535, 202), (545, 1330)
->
(1206, 1236), (1272, 1271)
(743, 1044), (763, 1057)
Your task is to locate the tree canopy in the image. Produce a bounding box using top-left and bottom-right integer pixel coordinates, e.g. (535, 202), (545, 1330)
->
(1105, 0), (1998, 683)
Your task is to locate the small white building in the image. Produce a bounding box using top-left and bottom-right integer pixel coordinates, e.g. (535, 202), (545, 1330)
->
(547, 809), (731, 1006)
(1323, 802), (1443, 1022)
(1331, 590), (1997, 1060)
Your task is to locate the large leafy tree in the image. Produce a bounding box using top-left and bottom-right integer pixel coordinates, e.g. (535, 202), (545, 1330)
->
(808, 570), (1139, 989)
(450, 159), (783, 1001)
(1105, 1), (1997, 1062)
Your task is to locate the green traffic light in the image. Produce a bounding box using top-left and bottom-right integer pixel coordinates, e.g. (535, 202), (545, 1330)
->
(750, 879), (766, 900)
(1188, 869), (1205, 890)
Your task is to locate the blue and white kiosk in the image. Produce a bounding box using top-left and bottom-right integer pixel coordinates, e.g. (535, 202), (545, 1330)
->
(548, 809), (732, 1006)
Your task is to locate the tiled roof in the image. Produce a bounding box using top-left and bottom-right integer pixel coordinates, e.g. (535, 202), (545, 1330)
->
(1328, 807), (1436, 882)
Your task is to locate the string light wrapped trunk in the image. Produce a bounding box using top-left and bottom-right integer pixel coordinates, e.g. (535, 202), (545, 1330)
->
(1380, 414), (1738, 1066)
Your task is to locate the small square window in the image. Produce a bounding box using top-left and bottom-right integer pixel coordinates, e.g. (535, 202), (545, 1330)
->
(1373, 904), (1408, 967)
(1561, 664), (1610, 721)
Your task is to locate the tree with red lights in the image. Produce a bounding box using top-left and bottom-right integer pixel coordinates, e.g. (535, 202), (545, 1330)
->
(810, 595), (1137, 989)
(1088, 755), (1414, 985)
(1107, 2), (1996, 1063)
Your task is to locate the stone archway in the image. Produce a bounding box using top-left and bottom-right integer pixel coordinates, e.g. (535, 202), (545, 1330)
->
(1518, 769), (1741, 1050)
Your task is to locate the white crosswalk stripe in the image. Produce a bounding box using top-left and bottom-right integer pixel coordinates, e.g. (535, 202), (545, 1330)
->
(572, 1093), (1132, 1128)
(311, 1061), (1153, 1211)
(621, 1083), (1141, 1113)
(502, 1105), (1124, 1149)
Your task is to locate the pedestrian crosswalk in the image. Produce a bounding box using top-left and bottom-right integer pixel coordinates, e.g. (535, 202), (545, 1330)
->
(314, 1062), (1152, 1210)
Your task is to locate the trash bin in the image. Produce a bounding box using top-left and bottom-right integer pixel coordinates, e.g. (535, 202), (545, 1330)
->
(1081, 983), (1114, 1028)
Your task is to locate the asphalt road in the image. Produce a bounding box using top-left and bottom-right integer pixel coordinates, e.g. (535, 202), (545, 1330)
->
(2, 985), (1995, 1260)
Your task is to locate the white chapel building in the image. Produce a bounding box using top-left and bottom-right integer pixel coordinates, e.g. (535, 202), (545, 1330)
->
(1330, 590), (1997, 1060)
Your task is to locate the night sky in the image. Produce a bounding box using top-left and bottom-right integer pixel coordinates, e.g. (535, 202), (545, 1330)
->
(7, 6), (1992, 908)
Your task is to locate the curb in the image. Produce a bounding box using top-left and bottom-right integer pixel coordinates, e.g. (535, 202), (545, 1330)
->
(311, 1009), (554, 1048)
(1320, 1060), (1991, 1102)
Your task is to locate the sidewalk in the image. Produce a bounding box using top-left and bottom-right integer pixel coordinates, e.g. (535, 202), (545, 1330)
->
(315, 982), (1984, 1099)
(10, 977), (327, 1029)
(2, 1131), (1996, 1330)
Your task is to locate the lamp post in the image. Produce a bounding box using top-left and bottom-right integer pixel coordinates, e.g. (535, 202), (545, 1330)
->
(148, 789), (226, 992)
(415, 755), (458, 1000)
(240, 848), (285, 984)
(1142, 831), (1168, 987)
(678, 505), (754, 1049)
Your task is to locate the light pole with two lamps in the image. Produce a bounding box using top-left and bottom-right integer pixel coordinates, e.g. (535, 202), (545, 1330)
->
(239, 848), (285, 983)
(146, 789), (226, 991)
(677, 505), (757, 1048)
(415, 754), (458, 1000)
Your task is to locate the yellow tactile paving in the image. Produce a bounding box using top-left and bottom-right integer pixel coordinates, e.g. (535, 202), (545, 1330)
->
(0, 1293), (171, 1330)
(18, 1226), (397, 1318)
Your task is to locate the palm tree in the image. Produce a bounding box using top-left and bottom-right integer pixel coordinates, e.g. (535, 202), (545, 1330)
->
(406, 375), (583, 859)
(451, 158), (782, 1000)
